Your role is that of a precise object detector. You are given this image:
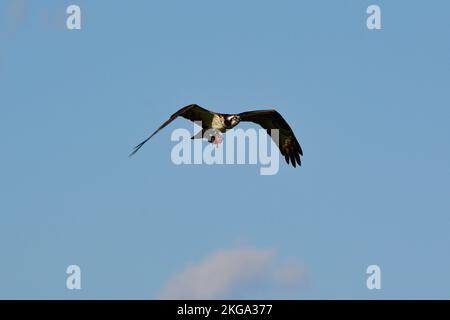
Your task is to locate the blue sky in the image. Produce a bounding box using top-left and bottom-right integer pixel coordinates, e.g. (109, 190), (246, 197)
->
(0, 0), (449, 299)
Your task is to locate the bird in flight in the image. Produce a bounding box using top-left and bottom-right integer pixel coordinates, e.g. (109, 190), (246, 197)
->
(129, 104), (303, 167)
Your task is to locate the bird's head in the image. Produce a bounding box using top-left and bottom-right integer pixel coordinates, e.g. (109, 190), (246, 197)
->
(227, 115), (240, 127)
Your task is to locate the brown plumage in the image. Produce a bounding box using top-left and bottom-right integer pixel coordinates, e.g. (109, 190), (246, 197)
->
(130, 104), (303, 167)
(238, 110), (303, 167)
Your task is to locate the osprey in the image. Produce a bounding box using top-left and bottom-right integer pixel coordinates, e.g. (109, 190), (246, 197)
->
(130, 104), (303, 167)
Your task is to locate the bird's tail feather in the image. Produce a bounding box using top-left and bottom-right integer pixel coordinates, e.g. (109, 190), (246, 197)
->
(191, 129), (204, 140)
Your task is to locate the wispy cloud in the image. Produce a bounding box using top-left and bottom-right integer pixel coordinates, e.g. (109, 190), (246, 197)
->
(157, 246), (305, 299)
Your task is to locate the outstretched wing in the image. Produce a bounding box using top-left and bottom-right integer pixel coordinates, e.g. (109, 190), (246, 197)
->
(129, 104), (215, 157)
(238, 109), (303, 167)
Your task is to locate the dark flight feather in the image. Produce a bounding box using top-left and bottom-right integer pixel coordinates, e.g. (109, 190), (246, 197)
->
(129, 104), (214, 157)
(238, 109), (303, 167)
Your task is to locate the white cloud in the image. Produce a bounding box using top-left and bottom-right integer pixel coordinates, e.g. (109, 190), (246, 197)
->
(157, 246), (305, 299)
(272, 259), (306, 289)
